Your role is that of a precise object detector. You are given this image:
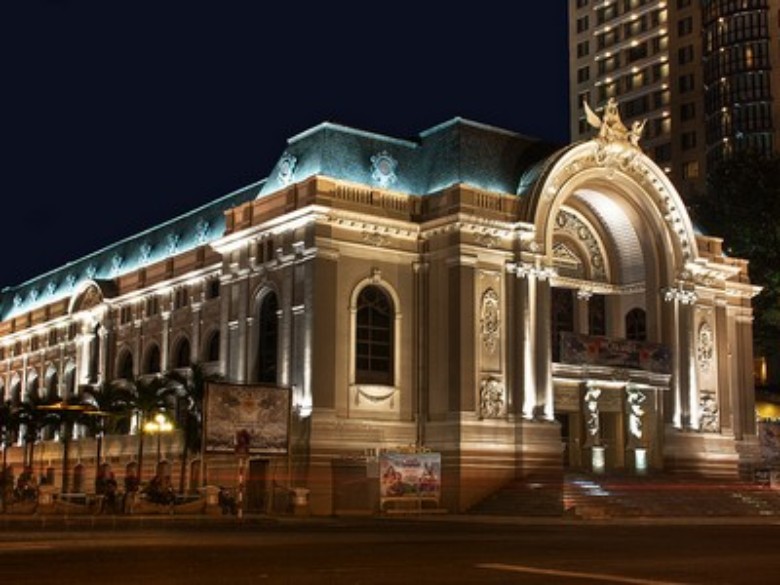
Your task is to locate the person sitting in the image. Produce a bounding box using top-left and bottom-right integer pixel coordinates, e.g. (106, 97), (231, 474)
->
(102, 472), (118, 514)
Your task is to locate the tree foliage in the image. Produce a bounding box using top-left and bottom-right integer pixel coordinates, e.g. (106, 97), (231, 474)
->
(692, 150), (780, 355)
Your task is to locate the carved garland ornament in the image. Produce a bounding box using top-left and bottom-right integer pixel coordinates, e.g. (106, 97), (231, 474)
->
(697, 321), (714, 372)
(480, 287), (500, 354)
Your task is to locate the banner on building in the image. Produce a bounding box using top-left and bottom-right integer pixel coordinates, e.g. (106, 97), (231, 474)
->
(560, 332), (671, 374)
(203, 382), (291, 455)
(379, 452), (441, 503)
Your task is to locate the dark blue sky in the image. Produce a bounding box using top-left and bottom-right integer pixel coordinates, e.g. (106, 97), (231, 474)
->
(2, 1), (570, 288)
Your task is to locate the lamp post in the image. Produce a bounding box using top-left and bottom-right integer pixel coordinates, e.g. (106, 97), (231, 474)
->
(143, 412), (173, 466)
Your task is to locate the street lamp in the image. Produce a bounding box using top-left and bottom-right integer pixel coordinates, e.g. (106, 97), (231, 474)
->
(143, 412), (173, 465)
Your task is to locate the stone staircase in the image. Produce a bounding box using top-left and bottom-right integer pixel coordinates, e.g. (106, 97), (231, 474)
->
(468, 472), (780, 519)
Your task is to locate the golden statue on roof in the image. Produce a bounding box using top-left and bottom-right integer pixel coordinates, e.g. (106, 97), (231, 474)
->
(584, 98), (645, 149)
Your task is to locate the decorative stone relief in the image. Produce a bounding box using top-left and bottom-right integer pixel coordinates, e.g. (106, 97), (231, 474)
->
(626, 387), (647, 444)
(370, 151), (398, 188)
(354, 385), (396, 408)
(699, 390), (719, 433)
(583, 385), (602, 446)
(480, 377), (505, 419)
(480, 287), (500, 355)
(553, 209), (606, 281)
(45, 282), (56, 296)
(139, 242), (152, 265)
(361, 230), (389, 247)
(195, 219), (210, 244)
(277, 152), (297, 186)
(166, 233), (180, 255)
(65, 274), (76, 290)
(697, 321), (714, 373)
(111, 253), (123, 275)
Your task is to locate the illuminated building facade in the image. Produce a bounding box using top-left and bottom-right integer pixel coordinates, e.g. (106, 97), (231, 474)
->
(569, 0), (780, 200)
(0, 109), (760, 515)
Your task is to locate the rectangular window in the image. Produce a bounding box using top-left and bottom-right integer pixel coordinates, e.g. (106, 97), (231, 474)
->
(681, 131), (697, 150)
(577, 0), (589, 7)
(678, 45), (694, 65)
(577, 40), (590, 58)
(654, 142), (672, 162)
(577, 15), (589, 33)
(680, 102), (696, 121)
(678, 16), (693, 36)
(682, 160), (700, 179)
(577, 66), (590, 83)
(678, 73), (695, 93)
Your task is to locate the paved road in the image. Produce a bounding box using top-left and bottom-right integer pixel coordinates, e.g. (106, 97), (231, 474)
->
(1, 517), (779, 584)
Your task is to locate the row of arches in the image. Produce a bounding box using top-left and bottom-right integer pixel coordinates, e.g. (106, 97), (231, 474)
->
(114, 330), (221, 380)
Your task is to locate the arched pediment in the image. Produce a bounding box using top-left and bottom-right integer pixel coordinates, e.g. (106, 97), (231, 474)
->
(521, 138), (699, 285)
(68, 279), (117, 315)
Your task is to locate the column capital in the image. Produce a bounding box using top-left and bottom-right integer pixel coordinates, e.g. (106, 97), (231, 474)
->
(662, 286), (697, 305)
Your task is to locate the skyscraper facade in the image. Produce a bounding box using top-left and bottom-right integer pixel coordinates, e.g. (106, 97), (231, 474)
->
(569, 0), (780, 200)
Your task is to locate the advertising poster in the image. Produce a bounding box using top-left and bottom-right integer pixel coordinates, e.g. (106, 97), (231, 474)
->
(379, 452), (441, 502)
(204, 382), (290, 454)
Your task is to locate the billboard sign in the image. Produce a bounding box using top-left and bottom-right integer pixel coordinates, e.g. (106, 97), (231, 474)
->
(379, 452), (441, 502)
(204, 382), (291, 455)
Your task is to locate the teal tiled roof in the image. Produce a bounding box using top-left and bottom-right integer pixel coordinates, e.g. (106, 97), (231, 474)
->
(1, 117), (564, 322)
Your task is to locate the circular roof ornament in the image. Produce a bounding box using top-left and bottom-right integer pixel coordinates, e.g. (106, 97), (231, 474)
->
(370, 151), (398, 188)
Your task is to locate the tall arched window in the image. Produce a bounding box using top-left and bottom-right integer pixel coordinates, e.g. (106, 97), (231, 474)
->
(46, 370), (59, 401)
(589, 294), (607, 336)
(625, 308), (647, 341)
(205, 331), (220, 362)
(117, 351), (134, 380)
(173, 338), (191, 369)
(144, 345), (161, 374)
(355, 285), (394, 385)
(551, 288), (575, 362)
(258, 292), (278, 384)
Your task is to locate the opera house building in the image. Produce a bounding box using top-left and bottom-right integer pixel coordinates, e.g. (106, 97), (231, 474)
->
(0, 102), (760, 515)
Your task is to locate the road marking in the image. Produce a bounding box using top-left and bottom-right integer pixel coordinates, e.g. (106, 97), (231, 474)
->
(476, 563), (690, 585)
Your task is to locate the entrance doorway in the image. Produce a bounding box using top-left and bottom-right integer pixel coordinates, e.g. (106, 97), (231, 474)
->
(246, 459), (268, 513)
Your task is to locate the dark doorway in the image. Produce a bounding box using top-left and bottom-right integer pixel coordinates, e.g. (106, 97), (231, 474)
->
(246, 459), (268, 513)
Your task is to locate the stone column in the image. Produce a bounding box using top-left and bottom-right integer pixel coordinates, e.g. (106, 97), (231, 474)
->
(517, 264), (555, 421)
(663, 287), (697, 429)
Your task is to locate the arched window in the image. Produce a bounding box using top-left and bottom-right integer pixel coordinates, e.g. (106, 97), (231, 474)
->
(173, 338), (191, 369)
(625, 308), (647, 341)
(144, 345), (161, 374)
(25, 372), (40, 402)
(205, 331), (220, 362)
(117, 351), (134, 380)
(355, 285), (394, 385)
(258, 292), (278, 384)
(589, 294), (607, 336)
(551, 288), (575, 362)
(46, 370), (59, 401)
(10, 377), (22, 405)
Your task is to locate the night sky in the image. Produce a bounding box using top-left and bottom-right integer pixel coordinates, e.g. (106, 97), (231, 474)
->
(2, 1), (570, 289)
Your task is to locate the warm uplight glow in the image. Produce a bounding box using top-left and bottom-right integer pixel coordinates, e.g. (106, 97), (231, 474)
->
(592, 446), (606, 474)
(144, 412), (173, 434)
(635, 448), (647, 474)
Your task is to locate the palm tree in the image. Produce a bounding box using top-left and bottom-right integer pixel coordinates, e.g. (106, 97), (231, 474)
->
(79, 381), (135, 489)
(168, 363), (223, 493)
(16, 393), (59, 471)
(119, 374), (179, 484)
(0, 400), (15, 511)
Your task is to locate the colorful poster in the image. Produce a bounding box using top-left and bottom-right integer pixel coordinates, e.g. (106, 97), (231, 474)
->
(204, 382), (290, 454)
(560, 332), (671, 374)
(759, 421), (780, 466)
(379, 452), (441, 501)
